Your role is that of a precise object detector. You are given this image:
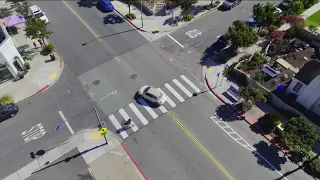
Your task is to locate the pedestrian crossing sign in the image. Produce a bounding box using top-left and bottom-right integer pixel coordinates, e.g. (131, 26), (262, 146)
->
(100, 127), (107, 136)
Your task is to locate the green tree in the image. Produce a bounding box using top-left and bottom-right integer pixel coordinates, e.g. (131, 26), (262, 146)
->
(278, 116), (320, 160)
(292, 0), (304, 14)
(252, 3), (281, 32)
(125, 0), (137, 16)
(239, 85), (269, 102)
(283, 15), (305, 37)
(24, 16), (53, 46)
(226, 20), (257, 50)
(254, 71), (267, 83)
(0, 94), (14, 105)
(180, 0), (197, 14)
(258, 113), (281, 134)
(16, 1), (29, 18)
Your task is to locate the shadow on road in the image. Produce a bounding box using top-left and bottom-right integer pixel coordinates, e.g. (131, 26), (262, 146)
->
(253, 141), (287, 171)
(32, 142), (107, 174)
(103, 14), (125, 24)
(215, 104), (241, 122)
(81, 29), (137, 46)
(77, 0), (97, 8)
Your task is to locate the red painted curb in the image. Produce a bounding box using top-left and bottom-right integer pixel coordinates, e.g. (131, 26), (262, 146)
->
(114, 9), (146, 32)
(121, 144), (148, 180)
(204, 76), (318, 180)
(37, 85), (49, 93)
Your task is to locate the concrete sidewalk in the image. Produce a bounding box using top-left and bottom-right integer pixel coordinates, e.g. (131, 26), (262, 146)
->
(4, 129), (145, 180)
(0, 2), (63, 103)
(112, 0), (222, 42)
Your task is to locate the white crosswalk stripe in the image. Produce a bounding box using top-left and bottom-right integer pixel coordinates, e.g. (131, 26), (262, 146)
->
(108, 114), (129, 139)
(105, 75), (203, 139)
(180, 75), (201, 93)
(165, 83), (185, 102)
(119, 108), (139, 132)
(129, 103), (149, 125)
(137, 98), (158, 119)
(172, 79), (193, 97)
(159, 88), (176, 108)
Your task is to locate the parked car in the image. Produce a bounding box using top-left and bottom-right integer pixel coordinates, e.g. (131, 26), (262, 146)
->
(277, 1), (291, 13)
(138, 86), (167, 105)
(98, 0), (115, 12)
(221, 0), (242, 10)
(29, 5), (49, 24)
(0, 103), (19, 122)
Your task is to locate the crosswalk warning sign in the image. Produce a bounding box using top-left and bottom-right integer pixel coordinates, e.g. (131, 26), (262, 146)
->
(100, 127), (107, 136)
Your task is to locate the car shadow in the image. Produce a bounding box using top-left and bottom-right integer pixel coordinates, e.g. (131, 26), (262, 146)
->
(103, 14), (124, 24)
(134, 92), (160, 108)
(77, 0), (97, 8)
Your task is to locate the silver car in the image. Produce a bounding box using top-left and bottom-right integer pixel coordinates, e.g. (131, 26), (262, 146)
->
(138, 86), (167, 105)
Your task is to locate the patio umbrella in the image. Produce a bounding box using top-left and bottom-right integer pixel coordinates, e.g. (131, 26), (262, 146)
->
(4, 14), (26, 27)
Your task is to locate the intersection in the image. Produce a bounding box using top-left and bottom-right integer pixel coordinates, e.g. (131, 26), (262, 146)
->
(0, 0), (315, 180)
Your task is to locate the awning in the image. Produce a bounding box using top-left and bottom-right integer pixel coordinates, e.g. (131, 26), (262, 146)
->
(4, 14), (25, 27)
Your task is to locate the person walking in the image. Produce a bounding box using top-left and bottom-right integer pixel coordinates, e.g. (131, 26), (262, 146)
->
(33, 42), (37, 48)
(38, 39), (43, 46)
(122, 118), (134, 130)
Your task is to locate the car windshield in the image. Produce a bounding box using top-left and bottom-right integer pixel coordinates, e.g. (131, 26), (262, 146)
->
(35, 12), (44, 17)
(144, 87), (151, 93)
(226, 0), (236, 2)
(146, 93), (157, 99)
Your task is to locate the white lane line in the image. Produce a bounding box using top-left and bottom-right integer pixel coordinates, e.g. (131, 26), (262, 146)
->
(58, 110), (74, 135)
(119, 109), (139, 132)
(180, 75), (201, 93)
(159, 88), (176, 108)
(165, 83), (185, 102)
(129, 103), (149, 125)
(210, 116), (289, 179)
(167, 34), (184, 48)
(137, 98), (158, 119)
(158, 105), (168, 113)
(109, 114), (129, 139)
(173, 79), (193, 97)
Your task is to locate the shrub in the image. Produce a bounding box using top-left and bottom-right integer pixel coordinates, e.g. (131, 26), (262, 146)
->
(269, 30), (286, 40)
(204, 3), (217, 10)
(258, 29), (269, 37)
(125, 13), (136, 20)
(166, 0), (173, 10)
(258, 113), (281, 134)
(308, 157), (320, 174)
(215, 0), (221, 5)
(254, 71), (267, 83)
(42, 43), (55, 54)
(0, 94), (14, 105)
(183, 14), (193, 21)
(239, 85), (270, 102)
(240, 53), (267, 72)
(236, 100), (253, 113)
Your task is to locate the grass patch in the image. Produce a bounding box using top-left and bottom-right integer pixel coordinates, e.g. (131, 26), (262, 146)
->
(306, 10), (320, 27)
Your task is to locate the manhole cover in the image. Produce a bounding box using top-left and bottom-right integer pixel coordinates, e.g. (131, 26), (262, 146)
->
(93, 80), (100, 85)
(130, 74), (137, 79)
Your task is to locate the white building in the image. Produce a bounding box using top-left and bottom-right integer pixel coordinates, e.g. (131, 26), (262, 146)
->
(0, 24), (25, 82)
(285, 60), (320, 116)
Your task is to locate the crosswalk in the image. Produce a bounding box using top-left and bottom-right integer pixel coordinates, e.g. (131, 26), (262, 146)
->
(107, 74), (202, 139)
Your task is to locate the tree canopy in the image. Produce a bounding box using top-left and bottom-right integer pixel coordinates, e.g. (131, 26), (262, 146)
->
(239, 85), (269, 102)
(278, 116), (319, 158)
(226, 20), (257, 49)
(24, 16), (53, 45)
(252, 3), (281, 31)
(180, 0), (198, 14)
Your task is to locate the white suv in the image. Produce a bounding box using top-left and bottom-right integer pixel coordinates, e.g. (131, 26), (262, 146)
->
(29, 5), (49, 24)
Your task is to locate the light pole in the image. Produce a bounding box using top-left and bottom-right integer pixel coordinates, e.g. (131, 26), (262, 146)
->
(92, 90), (117, 144)
(140, 0), (144, 27)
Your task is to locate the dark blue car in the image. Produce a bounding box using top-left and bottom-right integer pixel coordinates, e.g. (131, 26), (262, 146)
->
(98, 0), (115, 12)
(0, 103), (19, 122)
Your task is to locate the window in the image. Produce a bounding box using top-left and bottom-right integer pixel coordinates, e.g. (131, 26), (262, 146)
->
(293, 82), (303, 92)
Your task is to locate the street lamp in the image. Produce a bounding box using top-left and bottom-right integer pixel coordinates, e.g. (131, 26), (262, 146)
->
(140, 0), (144, 27)
(92, 90), (117, 144)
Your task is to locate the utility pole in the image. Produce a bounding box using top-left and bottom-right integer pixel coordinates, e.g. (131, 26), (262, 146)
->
(92, 90), (117, 144)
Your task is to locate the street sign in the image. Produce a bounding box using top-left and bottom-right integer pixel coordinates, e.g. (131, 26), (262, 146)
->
(100, 127), (108, 136)
(55, 123), (64, 131)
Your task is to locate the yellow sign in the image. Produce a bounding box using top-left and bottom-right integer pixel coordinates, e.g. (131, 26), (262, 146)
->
(100, 127), (107, 136)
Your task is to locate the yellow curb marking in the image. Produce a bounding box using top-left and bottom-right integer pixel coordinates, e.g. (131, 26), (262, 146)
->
(89, 132), (101, 140)
(206, 67), (214, 73)
(49, 73), (58, 81)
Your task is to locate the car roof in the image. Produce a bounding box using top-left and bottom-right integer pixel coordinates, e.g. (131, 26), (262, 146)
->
(30, 5), (42, 13)
(147, 87), (161, 97)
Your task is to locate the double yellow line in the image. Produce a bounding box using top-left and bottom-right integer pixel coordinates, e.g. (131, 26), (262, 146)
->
(168, 111), (234, 180)
(62, 0), (102, 42)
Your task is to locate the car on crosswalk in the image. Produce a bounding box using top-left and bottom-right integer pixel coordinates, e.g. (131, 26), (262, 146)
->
(138, 86), (167, 105)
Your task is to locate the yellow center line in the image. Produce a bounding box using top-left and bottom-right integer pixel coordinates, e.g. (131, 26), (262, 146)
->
(168, 111), (235, 180)
(61, 0), (102, 42)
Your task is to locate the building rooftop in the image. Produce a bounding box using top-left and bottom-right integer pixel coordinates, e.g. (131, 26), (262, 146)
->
(295, 59), (320, 85)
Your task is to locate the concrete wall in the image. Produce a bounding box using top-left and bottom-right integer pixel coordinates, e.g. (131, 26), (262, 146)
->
(0, 24), (25, 79)
(310, 96), (320, 116)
